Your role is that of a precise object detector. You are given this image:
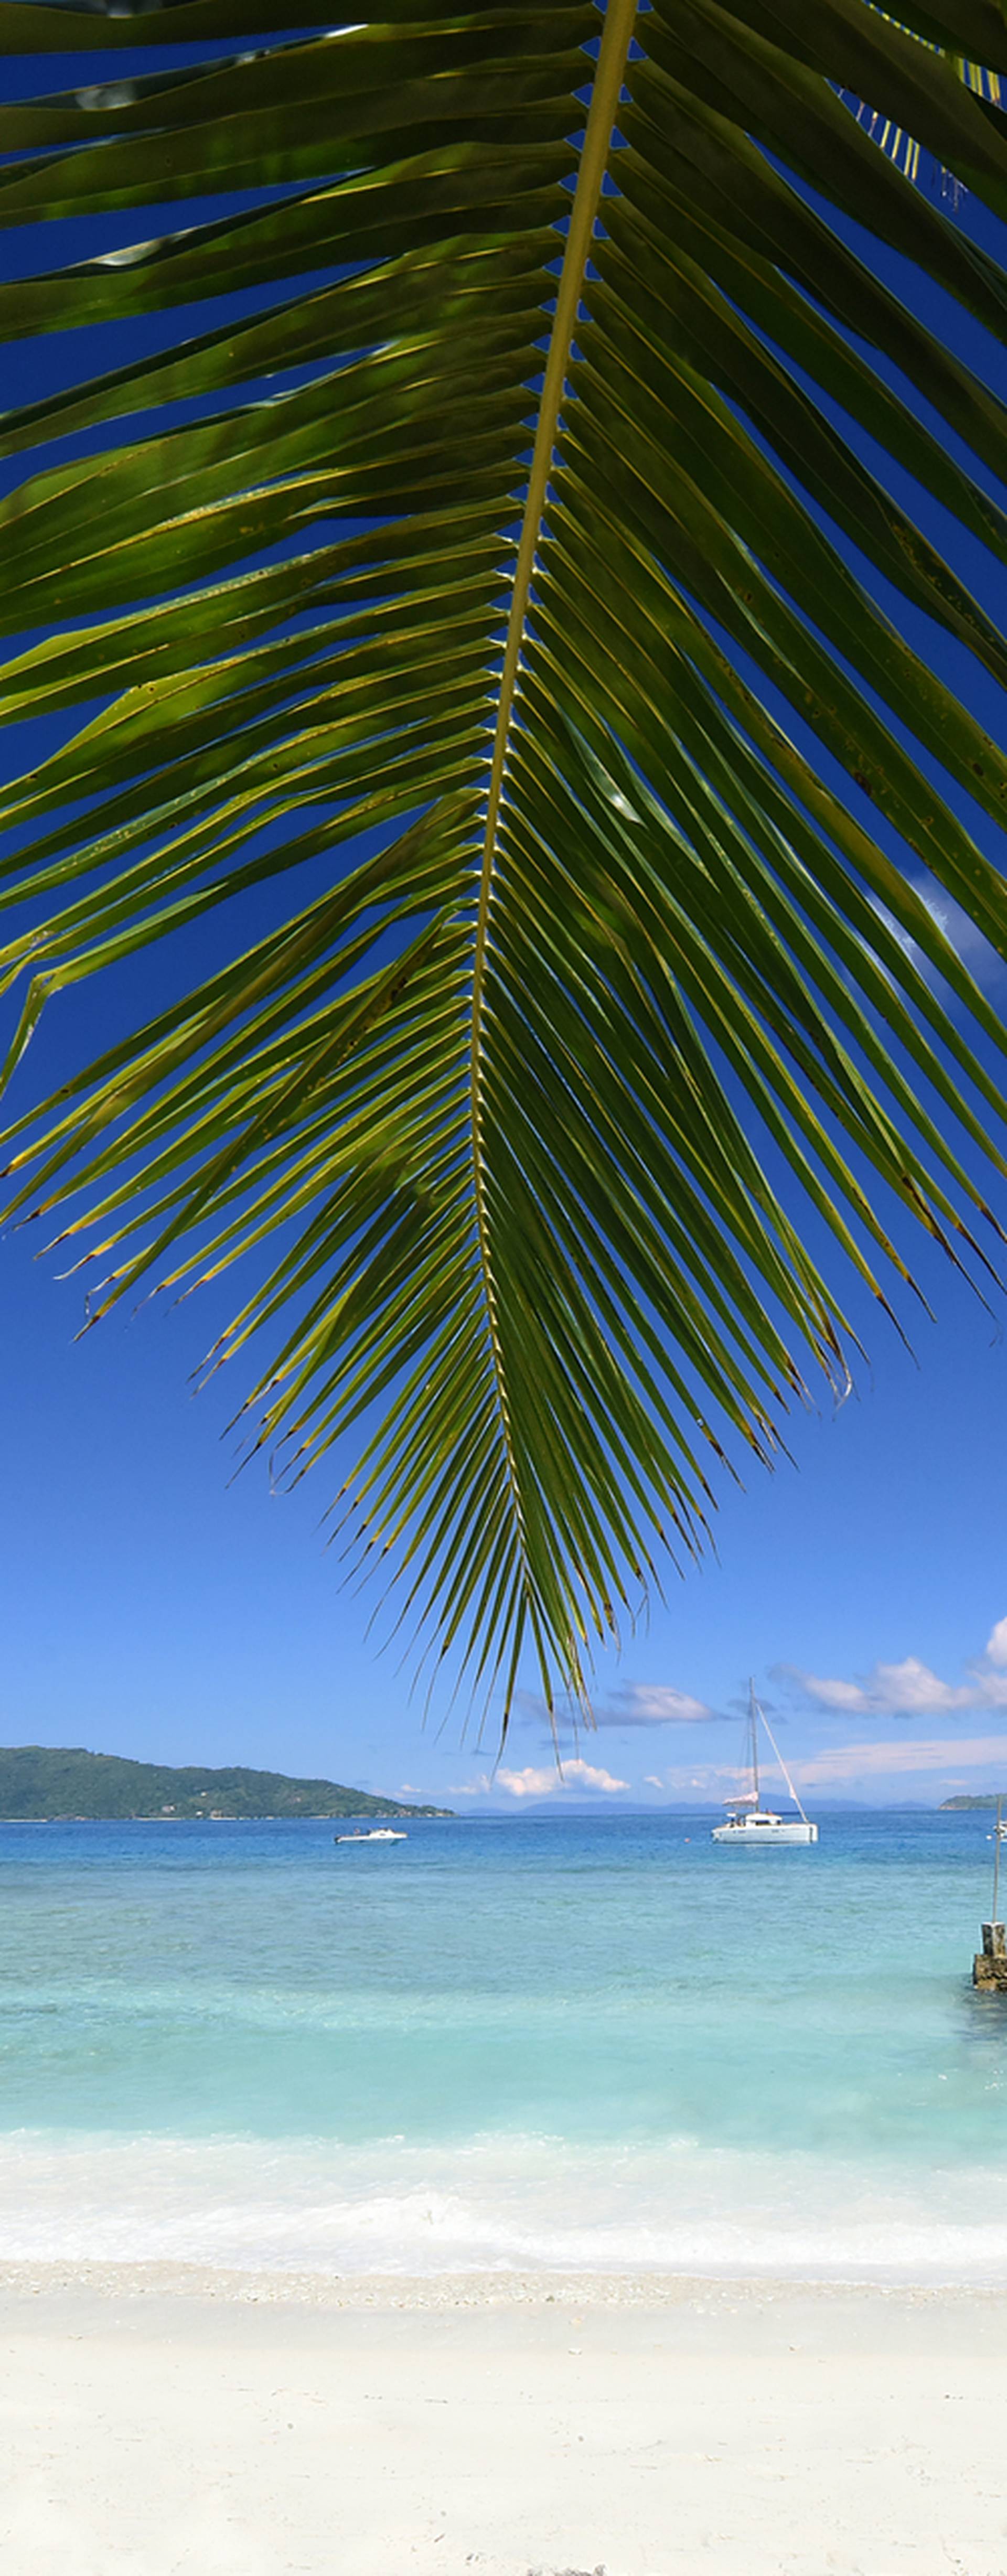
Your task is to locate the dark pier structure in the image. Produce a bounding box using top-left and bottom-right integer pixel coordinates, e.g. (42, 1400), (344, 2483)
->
(973, 1796), (1007, 1991)
(973, 1920), (1007, 1992)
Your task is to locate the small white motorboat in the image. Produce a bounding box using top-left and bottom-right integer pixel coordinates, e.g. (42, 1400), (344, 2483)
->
(712, 1682), (818, 1845)
(334, 1828), (408, 1844)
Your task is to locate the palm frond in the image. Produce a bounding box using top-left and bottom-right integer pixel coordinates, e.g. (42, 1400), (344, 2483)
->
(848, 4), (1002, 185)
(3, 0), (1007, 1722)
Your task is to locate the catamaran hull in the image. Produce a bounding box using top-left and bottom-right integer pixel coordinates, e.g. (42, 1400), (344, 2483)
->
(712, 1820), (818, 1844)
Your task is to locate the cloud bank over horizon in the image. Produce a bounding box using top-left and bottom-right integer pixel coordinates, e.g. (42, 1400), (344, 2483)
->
(796, 1733), (1007, 1786)
(778, 1622), (1007, 1719)
(439, 1618), (1007, 1805)
(618, 1734), (1007, 1799)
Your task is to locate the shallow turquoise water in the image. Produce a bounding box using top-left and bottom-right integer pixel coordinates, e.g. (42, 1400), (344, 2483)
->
(1, 1810), (1004, 2277)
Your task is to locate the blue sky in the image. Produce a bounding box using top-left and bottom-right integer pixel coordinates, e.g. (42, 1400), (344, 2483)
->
(5, 1139), (1007, 1807)
(3, 39), (1007, 1810)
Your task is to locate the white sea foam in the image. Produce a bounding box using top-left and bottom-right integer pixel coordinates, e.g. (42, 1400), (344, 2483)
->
(2, 2128), (1006, 2283)
(3, 1814), (1005, 2286)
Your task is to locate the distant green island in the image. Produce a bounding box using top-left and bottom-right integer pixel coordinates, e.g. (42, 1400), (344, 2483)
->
(0, 1747), (454, 1822)
(939, 1794), (1006, 1811)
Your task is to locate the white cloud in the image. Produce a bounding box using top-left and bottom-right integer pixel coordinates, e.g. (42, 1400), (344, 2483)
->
(565, 1758), (630, 1794)
(644, 1774), (664, 1789)
(645, 1764), (742, 1797)
(795, 1734), (1007, 1786)
(986, 1618), (1007, 1668)
(605, 1682), (717, 1726)
(784, 1649), (1007, 1718)
(918, 886), (1001, 983)
(494, 1766), (563, 1800)
(873, 885), (1002, 991)
(451, 1759), (628, 1800)
(813, 1656), (970, 1714)
(797, 1673), (876, 1712)
(518, 1682), (717, 1730)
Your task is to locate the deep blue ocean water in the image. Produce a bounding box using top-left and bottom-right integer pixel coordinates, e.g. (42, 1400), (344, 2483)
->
(1, 1808), (1004, 2278)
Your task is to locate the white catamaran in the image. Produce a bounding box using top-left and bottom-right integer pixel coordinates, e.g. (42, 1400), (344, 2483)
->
(712, 1681), (818, 1845)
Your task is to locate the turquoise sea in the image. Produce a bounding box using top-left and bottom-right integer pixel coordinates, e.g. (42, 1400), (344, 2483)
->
(1, 1809), (1004, 2280)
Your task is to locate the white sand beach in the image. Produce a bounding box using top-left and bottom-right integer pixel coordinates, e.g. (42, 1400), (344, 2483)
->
(2, 2265), (1005, 2576)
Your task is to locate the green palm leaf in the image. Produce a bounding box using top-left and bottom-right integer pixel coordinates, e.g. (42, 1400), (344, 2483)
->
(3, 0), (1007, 1721)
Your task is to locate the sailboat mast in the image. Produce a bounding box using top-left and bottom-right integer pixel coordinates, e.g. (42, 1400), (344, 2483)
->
(749, 1678), (760, 1806)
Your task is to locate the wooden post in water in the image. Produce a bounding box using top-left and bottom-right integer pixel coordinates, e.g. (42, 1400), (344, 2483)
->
(973, 1794), (1007, 1991)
